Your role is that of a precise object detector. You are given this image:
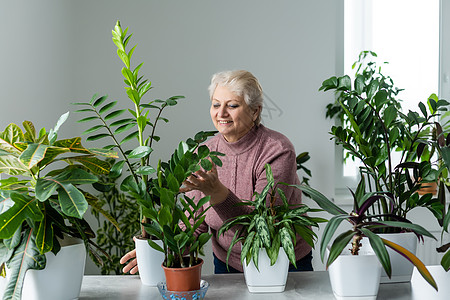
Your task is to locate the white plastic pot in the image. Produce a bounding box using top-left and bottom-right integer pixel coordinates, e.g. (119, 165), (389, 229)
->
(242, 247), (289, 293)
(4, 236), (86, 300)
(411, 265), (450, 300)
(378, 232), (417, 283)
(327, 247), (382, 300)
(135, 237), (165, 286)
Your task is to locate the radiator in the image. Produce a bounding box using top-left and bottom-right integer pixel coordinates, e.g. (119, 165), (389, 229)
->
(416, 231), (450, 266)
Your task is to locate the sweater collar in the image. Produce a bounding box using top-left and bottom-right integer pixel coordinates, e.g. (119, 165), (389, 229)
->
(218, 124), (263, 155)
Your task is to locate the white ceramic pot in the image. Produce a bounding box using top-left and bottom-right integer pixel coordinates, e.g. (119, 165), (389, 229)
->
(411, 265), (450, 300)
(378, 232), (418, 283)
(135, 237), (165, 286)
(242, 247), (289, 293)
(4, 236), (86, 300)
(327, 247), (382, 300)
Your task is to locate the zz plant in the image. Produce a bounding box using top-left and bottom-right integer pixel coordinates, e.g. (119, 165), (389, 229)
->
(142, 132), (224, 268)
(218, 164), (324, 270)
(321, 51), (450, 224)
(0, 113), (117, 299)
(73, 21), (185, 239)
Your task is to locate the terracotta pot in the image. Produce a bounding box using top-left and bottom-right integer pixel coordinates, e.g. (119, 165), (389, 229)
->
(417, 180), (438, 195)
(162, 258), (203, 291)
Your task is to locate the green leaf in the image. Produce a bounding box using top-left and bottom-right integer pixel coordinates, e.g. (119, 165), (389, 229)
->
(200, 159), (212, 171)
(67, 156), (111, 174)
(114, 123), (135, 134)
(57, 183), (88, 219)
(19, 143), (49, 169)
(136, 166), (156, 175)
(0, 193), (43, 239)
(255, 215), (271, 249)
(383, 105), (397, 127)
(105, 109), (126, 120)
(99, 101), (118, 115)
(128, 146), (153, 159)
(120, 131), (139, 144)
(36, 214), (54, 254)
(82, 125), (104, 135)
(367, 80), (379, 99)
(86, 133), (110, 141)
(360, 228), (391, 277)
(3, 229), (46, 300)
(109, 118), (135, 127)
(280, 227), (296, 266)
(326, 230), (355, 268)
(93, 95), (108, 107)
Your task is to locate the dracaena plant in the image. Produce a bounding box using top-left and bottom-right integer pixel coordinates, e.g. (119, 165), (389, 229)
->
(296, 181), (439, 291)
(321, 50), (450, 227)
(0, 112), (118, 299)
(73, 21), (185, 239)
(218, 164), (324, 270)
(141, 132), (224, 268)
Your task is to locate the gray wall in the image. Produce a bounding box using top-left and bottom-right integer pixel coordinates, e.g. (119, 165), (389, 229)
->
(0, 0), (342, 274)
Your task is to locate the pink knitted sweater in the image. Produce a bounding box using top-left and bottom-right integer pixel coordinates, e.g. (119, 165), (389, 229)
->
(187, 124), (312, 272)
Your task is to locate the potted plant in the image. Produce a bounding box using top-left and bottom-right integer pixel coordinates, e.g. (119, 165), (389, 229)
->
(320, 50), (449, 282)
(142, 133), (223, 292)
(73, 21), (186, 286)
(218, 164), (325, 293)
(296, 181), (438, 299)
(0, 113), (117, 300)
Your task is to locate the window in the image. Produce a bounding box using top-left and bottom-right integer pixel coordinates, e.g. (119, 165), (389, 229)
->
(339, 0), (440, 190)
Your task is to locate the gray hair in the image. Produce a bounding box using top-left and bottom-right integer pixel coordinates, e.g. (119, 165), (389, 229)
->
(208, 70), (263, 125)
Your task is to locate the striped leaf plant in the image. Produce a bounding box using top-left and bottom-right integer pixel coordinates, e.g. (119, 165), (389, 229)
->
(296, 179), (439, 291)
(0, 112), (118, 300)
(218, 164), (325, 270)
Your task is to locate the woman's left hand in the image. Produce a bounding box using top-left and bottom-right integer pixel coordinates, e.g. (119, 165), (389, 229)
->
(180, 163), (229, 205)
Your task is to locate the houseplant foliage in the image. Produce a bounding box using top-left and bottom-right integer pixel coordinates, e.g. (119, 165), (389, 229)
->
(73, 20), (185, 240)
(296, 182), (438, 291)
(321, 51), (450, 224)
(142, 132), (224, 269)
(0, 113), (118, 299)
(218, 164), (325, 270)
(90, 159), (140, 275)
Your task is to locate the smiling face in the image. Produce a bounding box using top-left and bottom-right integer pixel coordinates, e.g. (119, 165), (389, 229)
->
(210, 85), (260, 143)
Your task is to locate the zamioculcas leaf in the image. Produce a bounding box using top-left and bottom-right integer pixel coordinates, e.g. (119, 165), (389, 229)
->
(93, 95), (108, 107)
(83, 125), (104, 135)
(128, 146), (152, 159)
(99, 101), (117, 115)
(136, 166), (156, 175)
(104, 109), (126, 120)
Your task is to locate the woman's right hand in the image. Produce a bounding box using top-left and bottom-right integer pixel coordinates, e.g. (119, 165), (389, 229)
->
(120, 237), (139, 274)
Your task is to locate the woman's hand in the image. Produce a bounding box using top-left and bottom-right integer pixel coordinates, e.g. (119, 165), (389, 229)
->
(180, 163), (229, 205)
(120, 237), (138, 274)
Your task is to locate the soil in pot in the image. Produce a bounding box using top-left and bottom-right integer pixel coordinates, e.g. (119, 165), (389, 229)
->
(162, 258), (204, 291)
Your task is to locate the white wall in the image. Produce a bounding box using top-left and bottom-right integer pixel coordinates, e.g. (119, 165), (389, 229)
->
(0, 0), (342, 274)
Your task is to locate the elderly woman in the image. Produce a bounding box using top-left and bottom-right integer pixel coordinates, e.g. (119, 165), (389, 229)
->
(121, 70), (313, 274)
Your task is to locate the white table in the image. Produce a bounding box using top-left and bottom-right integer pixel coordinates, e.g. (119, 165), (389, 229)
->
(79, 271), (414, 299)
